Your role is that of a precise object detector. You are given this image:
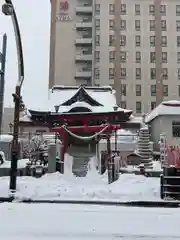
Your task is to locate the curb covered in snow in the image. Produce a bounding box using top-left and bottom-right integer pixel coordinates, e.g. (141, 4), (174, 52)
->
(0, 197), (180, 208)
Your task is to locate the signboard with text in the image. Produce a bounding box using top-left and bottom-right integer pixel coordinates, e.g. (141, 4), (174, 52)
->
(56, 1), (72, 22)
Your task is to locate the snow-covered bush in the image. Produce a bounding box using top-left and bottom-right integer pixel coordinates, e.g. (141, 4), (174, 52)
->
(23, 134), (48, 160)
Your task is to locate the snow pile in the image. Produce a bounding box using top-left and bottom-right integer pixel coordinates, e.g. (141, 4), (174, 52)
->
(0, 134), (13, 142)
(0, 159), (29, 169)
(121, 161), (162, 173)
(0, 169), (160, 201)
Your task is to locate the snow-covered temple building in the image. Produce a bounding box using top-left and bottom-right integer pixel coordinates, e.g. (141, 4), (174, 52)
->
(145, 100), (180, 149)
(19, 86), (142, 136)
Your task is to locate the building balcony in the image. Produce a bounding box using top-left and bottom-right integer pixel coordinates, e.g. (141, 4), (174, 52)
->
(76, 5), (92, 14)
(75, 38), (92, 45)
(75, 71), (92, 78)
(76, 22), (92, 28)
(75, 54), (92, 61)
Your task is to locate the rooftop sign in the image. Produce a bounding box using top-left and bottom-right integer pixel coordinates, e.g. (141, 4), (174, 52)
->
(56, 1), (72, 22)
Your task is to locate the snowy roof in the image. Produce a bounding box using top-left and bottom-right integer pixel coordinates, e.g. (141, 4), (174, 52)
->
(27, 86), (132, 114)
(127, 115), (143, 124)
(19, 115), (32, 122)
(145, 100), (180, 123)
(0, 134), (13, 142)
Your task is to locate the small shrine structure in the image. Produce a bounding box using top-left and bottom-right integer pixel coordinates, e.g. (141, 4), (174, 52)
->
(19, 85), (142, 173)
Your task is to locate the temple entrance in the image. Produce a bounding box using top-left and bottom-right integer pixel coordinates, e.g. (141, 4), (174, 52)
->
(67, 145), (96, 177)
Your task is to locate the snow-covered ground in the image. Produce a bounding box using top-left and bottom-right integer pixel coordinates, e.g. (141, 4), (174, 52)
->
(0, 157), (160, 201)
(1, 203), (180, 239)
(0, 159), (29, 169)
(0, 156), (178, 240)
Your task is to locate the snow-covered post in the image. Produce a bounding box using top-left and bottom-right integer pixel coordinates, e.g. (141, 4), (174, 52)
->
(48, 141), (56, 173)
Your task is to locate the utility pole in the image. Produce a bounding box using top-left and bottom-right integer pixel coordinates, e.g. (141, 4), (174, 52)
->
(0, 34), (7, 134)
(2, 0), (24, 192)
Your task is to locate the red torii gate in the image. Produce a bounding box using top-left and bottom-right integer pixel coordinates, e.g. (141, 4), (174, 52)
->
(51, 124), (120, 173)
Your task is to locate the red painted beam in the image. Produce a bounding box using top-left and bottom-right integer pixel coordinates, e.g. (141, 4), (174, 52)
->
(52, 125), (120, 133)
(54, 113), (127, 122)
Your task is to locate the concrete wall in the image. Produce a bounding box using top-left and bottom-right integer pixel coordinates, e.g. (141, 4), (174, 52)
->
(150, 115), (180, 150)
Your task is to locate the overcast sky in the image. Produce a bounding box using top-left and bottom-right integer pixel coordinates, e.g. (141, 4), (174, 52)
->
(0, 0), (50, 107)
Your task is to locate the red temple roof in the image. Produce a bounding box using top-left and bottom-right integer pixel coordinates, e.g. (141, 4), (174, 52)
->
(20, 86), (134, 124)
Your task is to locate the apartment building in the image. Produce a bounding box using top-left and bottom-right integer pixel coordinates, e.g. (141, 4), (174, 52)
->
(49, 0), (180, 114)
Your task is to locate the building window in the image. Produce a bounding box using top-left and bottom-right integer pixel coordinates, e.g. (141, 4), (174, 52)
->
(161, 20), (166, 31)
(109, 4), (115, 14)
(109, 68), (114, 79)
(172, 121), (180, 137)
(135, 35), (141, 46)
(151, 102), (156, 110)
(178, 68), (180, 79)
(95, 19), (100, 29)
(95, 4), (100, 14)
(150, 36), (155, 47)
(161, 36), (167, 47)
(150, 52), (156, 63)
(120, 35), (126, 46)
(150, 68), (156, 80)
(109, 35), (115, 46)
(177, 53), (180, 63)
(120, 101), (126, 109)
(120, 68), (126, 79)
(121, 84), (126, 96)
(109, 19), (115, 29)
(96, 35), (100, 46)
(120, 20), (126, 31)
(149, 5), (155, 15)
(136, 68), (141, 79)
(163, 68), (168, 79)
(176, 5), (180, 16)
(135, 20), (141, 31)
(150, 20), (155, 31)
(149, 5), (166, 16)
(109, 51), (115, 62)
(178, 85), (180, 96)
(120, 4), (126, 15)
(162, 52), (167, 63)
(95, 51), (100, 62)
(151, 85), (156, 96)
(160, 5), (166, 15)
(94, 68), (100, 79)
(135, 4), (140, 15)
(136, 51), (141, 63)
(136, 101), (142, 113)
(120, 51), (127, 62)
(177, 21), (180, 32)
(177, 36), (180, 47)
(163, 85), (168, 96)
(136, 84), (141, 96)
